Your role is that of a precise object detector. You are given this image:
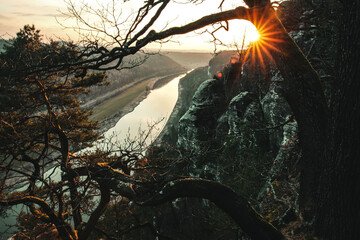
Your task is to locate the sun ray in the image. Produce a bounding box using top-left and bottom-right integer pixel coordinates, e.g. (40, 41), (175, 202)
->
(251, 43), (257, 63)
(241, 8), (287, 75)
(260, 40), (285, 54)
(260, 44), (275, 63)
(257, 17), (274, 32)
(261, 30), (284, 37)
(261, 37), (284, 43)
(243, 48), (251, 64)
(256, 43), (265, 69)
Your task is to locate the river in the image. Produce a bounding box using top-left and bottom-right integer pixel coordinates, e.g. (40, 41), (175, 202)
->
(99, 72), (185, 150)
(0, 72), (186, 239)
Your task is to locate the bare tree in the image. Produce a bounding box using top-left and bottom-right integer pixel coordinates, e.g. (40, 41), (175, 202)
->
(0, 2), (287, 238)
(1, 0), (358, 239)
(61, 0), (326, 216)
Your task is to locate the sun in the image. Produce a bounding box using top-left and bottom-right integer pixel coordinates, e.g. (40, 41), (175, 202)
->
(241, 9), (286, 74)
(247, 30), (260, 43)
(228, 20), (260, 46)
(208, 20), (261, 49)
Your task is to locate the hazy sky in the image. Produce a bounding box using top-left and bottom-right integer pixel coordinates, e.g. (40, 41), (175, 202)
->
(0, 0), (261, 51)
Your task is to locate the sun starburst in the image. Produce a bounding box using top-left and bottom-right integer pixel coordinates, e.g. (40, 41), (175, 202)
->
(243, 8), (285, 73)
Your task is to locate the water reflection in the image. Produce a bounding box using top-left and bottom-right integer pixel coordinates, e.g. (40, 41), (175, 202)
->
(101, 73), (184, 150)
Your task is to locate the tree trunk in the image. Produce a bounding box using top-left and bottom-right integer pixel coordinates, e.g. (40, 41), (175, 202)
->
(138, 178), (285, 240)
(250, 7), (328, 218)
(316, 1), (360, 239)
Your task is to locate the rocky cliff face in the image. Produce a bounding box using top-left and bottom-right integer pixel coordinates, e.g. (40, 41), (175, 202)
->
(171, 0), (337, 238)
(177, 78), (227, 153)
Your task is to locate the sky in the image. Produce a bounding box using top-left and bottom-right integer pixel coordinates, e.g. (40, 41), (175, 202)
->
(0, 0), (262, 52)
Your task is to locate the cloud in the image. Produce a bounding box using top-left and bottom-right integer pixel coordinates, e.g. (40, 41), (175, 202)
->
(11, 12), (63, 18)
(11, 12), (37, 17)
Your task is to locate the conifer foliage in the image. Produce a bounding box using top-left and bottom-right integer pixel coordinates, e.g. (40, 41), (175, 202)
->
(0, 25), (106, 239)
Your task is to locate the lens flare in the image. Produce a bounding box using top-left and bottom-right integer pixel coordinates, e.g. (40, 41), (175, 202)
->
(248, 30), (260, 43)
(243, 8), (285, 73)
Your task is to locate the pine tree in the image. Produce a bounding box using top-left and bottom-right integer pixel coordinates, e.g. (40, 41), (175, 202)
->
(0, 25), (107, 239)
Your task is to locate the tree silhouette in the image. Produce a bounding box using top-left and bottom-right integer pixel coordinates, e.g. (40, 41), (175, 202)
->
(1, 0), (359, 239)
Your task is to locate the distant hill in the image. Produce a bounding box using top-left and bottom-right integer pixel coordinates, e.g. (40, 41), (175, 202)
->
(162, 51), (213, 69)
(81, 53), (187, 106)
(93, 53), (187, 94)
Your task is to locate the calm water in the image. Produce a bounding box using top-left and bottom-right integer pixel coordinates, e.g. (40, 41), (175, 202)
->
(0, 73), (185, 239)
(101, 73), (184, 150)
